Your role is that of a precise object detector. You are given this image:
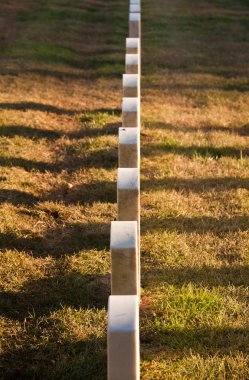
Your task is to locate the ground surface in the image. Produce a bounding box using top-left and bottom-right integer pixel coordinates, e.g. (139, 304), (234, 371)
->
(0, 0), (248, 379)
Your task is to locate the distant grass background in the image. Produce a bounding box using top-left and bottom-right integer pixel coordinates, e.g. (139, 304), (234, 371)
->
(0, 0), (248, 379)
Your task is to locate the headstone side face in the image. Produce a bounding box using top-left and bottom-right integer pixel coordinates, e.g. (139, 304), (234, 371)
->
(110, 220), (137, 250)
(117, 167), (139, 190)
(119, 128), (139, 168)
(126, 46), (138, 54)
(130, 4), (141, 13)
(123, 86), (138, 97)
(108, 295), (140, 380)
(123, 74), (139, 97)
(119, 144), (138, 167)
(122, 98), (140, 129)
(118, 188), (139, 221)
(125, 54), (139, 75)
(122, 110), (138, 128)
(126, 38), (140, 54)
(110, 221), (138, 296)
(126, 64), (139, 75)
(129, 14), (141, 38)
(117, 168), (140, 223)
(111, 247), (138, 295)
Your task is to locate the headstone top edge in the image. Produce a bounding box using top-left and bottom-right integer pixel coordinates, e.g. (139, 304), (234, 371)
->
(108, 295), (139, 332)
(110, 221), (138, 250)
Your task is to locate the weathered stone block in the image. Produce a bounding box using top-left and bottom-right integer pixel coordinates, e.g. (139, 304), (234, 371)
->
(126, 37), (140, 54)
(122, 97), (140, 129)
(110, 221), (138, 295)
(129, 13), (141, 38)
(125, 54), (139, 74)
(108, 295), (140, 380)
(130, 4), (140, 13)
(117, 168), (139, 222)
(123, 74), (139, 97)
(119, 127), (139, 168)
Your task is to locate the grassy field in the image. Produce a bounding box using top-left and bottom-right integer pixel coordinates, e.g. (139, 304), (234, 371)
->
(0, 0), (248, 379)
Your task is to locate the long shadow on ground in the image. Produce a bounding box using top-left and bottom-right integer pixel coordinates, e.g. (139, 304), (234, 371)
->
(143, 121), (249, 137)
(142, 177), (249, 192)
(0, 272), (110, 320)
(143, 144), (249, 159)
(0, 149), (118, 172)
(142, 215), (249, 234)
(142, 265), (249, 288)
(0, 337), (107, 380)
(0, 221), (110, 257)
(140, 326), (249, 356)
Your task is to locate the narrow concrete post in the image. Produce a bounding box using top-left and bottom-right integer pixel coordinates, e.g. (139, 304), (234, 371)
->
(123, 74), (139, 97)
(108, 295), (140, 380)
(110, 221), (138, 295)
(130, 4), (141, 13)
(125, 54), (139, 74)
(122, 98), (140, 129)
(119, 128), (139, 168)
(117, 168), (139, 222)
(126, 38), (140, 54)
(129, 13), (141, 38)
(130, 0), (140, 4)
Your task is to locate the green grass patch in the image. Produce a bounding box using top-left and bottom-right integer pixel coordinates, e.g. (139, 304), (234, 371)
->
(141, 285), (247, 354)
(149, 285), (224, 331)
(16, 7), (86, 22)
(80, 111), (121, 129)
(153, 141), (246, 159)
(6, 42), (78, 65)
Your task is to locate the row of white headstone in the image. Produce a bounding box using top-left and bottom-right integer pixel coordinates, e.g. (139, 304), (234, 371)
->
(107, 1), (141, 379)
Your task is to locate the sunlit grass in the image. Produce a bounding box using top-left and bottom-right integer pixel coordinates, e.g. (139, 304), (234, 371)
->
(0, 0), (248, 378)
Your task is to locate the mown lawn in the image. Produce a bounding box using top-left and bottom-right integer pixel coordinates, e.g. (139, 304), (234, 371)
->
(0, 0), (248, 379)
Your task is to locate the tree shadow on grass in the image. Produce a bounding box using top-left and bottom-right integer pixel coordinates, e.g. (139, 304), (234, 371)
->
(0, 66), (88, 80)
(143, 121), (249, 137)
(142, 176), (249, 193)
(142, 265), (249, 288)
(0, 178), (116, 206)
(0, 104), (120, 132)
(0, 221), (110, 257)
(0, 120), (119, 141)
(0, 125), (62, 140)
(0, 178), (115, 207)
(0, 157), (55, 173)
(0, 189), (39, 205)
(1, 177), (247, 208)
(60, 148), (118, 171)
(0, 49), (124, 79)
(0, 103), (121, 118)
(143, 215), (249, 234)
(0, 272), (110, 320)
(0, 271), (109, 378)
(0, 337), (107, 380)
(46, 180), (116, 205)
(143, 143), (249, 159)
(0, 148), (118, 172)
(0, 102), (81, 115)
(70, 122), (119, 138)
(141, 326), (249, 356)
(143, 81), (249, 93)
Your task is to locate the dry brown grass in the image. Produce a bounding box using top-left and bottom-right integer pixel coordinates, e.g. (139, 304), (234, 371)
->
(0, 0), (248, 378)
